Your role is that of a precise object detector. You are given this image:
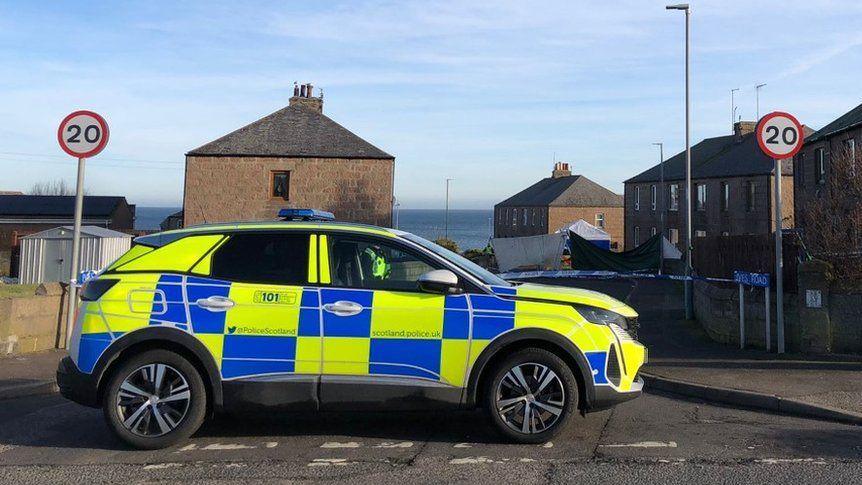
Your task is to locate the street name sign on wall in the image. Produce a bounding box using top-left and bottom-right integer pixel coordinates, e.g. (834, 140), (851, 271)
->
(756, 111), (804, 160)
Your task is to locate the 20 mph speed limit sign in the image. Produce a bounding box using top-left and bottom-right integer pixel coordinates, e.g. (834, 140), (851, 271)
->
(756, 111), (804, 160)
(57, 110), (109, 158)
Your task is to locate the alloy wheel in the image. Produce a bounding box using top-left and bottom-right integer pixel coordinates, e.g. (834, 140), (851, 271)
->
(495, 362), (565, 434)
(116, 363), (191, 438)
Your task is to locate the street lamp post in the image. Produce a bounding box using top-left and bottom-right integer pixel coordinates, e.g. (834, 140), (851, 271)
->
(666, 3), (693, 319)
(652, 142), (665, 274)
(444, 178), (454, 239)
(756, 83), (766, 120)
(731, 88), (739, 131)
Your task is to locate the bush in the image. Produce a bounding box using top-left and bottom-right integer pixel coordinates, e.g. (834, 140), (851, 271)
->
(434, 237), (460, 253)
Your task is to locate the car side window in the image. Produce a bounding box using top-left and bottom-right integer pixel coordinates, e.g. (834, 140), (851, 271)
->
(328, 236), (439, 292)
(211, 233), (309, 285)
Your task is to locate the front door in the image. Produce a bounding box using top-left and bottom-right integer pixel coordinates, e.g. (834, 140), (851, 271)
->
(318, 234), (469, 410)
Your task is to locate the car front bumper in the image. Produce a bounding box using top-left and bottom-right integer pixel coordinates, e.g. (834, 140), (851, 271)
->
(589, 376), (644, 412)
(56, 356), (99, 408)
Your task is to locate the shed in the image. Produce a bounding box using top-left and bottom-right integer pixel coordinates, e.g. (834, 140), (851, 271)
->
(18, 226), (132, 284)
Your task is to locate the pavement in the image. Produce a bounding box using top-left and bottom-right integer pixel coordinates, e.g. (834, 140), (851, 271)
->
(0, 350), (64, 400)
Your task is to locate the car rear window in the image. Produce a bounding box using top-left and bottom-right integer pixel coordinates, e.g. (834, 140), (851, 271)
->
(211, 233), (309, 285)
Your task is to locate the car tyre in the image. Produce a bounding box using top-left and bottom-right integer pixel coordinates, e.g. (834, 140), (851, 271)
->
(484, 348), (578, 444)
(103, 349), (207, 450)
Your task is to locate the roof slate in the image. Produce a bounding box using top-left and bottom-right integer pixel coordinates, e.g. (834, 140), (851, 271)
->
(496, 175), (623, 208)
(625, 128), (812, 184)
(187, 105), (393, 159)
(807, 101), (862, 143)
(0, 195), (128, 218)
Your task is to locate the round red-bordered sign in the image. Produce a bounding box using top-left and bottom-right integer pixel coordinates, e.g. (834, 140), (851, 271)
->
(57, 110), (109, 158)
(756, 111), (804, 160)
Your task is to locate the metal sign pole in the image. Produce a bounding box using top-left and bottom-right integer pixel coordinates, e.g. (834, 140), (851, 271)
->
(739, 283), (745, 349)
(774, 157), (785, 353)
(65, 157), (86, 347)
(765, 286), (771, 352)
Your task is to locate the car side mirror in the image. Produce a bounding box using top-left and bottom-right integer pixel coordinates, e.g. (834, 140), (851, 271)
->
(418, 269), (461, 294)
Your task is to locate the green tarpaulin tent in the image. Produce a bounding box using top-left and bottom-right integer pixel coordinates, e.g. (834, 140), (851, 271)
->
(567, 232), (661, 272)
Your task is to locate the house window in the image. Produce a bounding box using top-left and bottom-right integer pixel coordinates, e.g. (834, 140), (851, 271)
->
(650, 227), (657, 237)
(595, 213), (605, 229)
(668, 228), (679, 245)
(844, 138), (856, 158)
(746, 181), (756, 212)
(523, 208), (528, 226)
(531, 208), (536, 226)
(720, 181), (729, 212)
(271, 171), (290, 199)
(633, 226), (640, 246)
(695, 230), (707, 238)
(815, 148), (826, 184)
(512, 208), (518, 226)
(650, 185), (657, 211)
(635, 186), (641, 211)
(669, 184), (679, 211)
(722, 231), (730, 236)
(696, 183), (707, 211)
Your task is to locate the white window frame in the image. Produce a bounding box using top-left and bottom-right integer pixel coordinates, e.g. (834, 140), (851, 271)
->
(669, 183), (679, 211)
(595, 213), (605, 229)
(668, 228), (679, 245)
(816, 148), (826, 184)
(696, 183), (707, 211)
(650, 185), (656, 211)
(635, 186), (640, 211)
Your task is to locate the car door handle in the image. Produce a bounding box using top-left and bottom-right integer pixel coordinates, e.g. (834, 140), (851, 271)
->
(323, 300), (363, 317)
(196, 296), (235, 312)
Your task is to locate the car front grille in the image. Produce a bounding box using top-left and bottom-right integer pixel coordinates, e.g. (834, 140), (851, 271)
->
(607, 344), (622, 386)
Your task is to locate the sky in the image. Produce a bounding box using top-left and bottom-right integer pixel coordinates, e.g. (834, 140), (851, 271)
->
(1, 1), (862, 209)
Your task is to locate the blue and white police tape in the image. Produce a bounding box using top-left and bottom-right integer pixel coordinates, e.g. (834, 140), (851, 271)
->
(498, 269), (736, 284)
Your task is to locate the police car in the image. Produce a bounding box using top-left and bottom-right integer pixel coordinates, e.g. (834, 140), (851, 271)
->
(57, 209), (646, 449)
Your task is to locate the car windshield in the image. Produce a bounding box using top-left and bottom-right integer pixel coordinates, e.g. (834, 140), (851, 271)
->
(400, 233), (512, 287)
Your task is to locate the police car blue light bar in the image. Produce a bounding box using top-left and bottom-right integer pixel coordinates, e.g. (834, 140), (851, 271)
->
(278, 208), (336, 221)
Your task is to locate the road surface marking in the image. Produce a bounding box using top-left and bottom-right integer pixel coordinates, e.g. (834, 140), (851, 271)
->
(177, 444), (198, 452)
(202, 443), (256, 450)
(453, 443), (473, 448)
(374, 441), (413, 448)
(308, 458), (353, 467)
(756, 458), (828, 465)
(541, 442), (554, 448)
(601, 441), (678, 448)
(520, 458), (536, 462)
(264, 442), (278, 448)
(321, 441), (361, 448)
(143, 463), (182, 470)
(450, 457), (498, 464)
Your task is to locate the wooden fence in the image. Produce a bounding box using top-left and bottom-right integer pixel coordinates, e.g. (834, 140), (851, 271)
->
(692, 233), (800, 292)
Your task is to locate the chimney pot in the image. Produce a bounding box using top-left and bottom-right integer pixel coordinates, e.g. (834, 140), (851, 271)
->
(300, 84), (306, 97)
(293, 82), (299, 97)
(307, 83), (313, 97)
(552, 162), (572, 178)
(289, 82), (324, 113)
(733, 121), (757, 141)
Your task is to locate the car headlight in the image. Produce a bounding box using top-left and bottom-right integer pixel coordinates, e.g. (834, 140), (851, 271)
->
(573, 305), (628, 330)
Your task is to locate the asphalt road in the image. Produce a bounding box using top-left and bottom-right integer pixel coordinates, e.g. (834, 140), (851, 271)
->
(1, 389), (860, 484)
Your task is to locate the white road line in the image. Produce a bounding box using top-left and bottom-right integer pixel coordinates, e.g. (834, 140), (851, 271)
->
(541, 442), (554, 448)
(308, 458), (354, 467)
(453, 443), (473, 448)
(374, 441), (413, 448)
(264, 442), (278, 448)
(201, 443), (256, 450)
(143, 463), (182, 470)
(320, 441), (361, 448)
(450, 457), (498, 465)
(756, 458), (828, 465)
(600, 441), (678, 448)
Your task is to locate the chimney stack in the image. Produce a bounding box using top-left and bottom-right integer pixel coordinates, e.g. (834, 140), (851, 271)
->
(289, 82), (324, 113)
(552, 162), (572, 178)
(733, 120), (757, 142)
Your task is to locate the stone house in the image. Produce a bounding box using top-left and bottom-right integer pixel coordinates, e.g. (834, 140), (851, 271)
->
(793, 101), (862, 236)
(623, 122), (803, 251)
(0, 195), (135, 277)
(183, 84), (395, 227)
(493, 163), (624, 249)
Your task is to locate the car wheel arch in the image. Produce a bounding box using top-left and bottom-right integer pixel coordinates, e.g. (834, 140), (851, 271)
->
(93, 327), (223, 412)
(465, 328), (594, 411)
